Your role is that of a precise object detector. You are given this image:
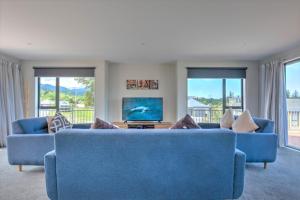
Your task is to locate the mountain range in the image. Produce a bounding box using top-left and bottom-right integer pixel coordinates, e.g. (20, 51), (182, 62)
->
(40, 84), (87, 95)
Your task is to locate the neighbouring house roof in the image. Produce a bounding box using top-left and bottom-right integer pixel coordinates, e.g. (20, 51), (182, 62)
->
(188, 98), (210, 108)
(287, 99), (300, 111)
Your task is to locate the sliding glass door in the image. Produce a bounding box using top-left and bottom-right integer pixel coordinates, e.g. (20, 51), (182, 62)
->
(286, 60), (300, 149)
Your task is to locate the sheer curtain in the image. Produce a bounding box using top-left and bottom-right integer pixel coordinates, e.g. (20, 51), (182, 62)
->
(0, 57), (24, 147)
(260, 60), (288, 147)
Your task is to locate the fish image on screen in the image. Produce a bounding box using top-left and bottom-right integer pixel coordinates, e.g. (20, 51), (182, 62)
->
(122, 97), (163, 121)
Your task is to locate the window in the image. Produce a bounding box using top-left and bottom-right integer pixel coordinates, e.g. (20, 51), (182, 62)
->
(187, 68), (245, 123)
(226, 79), (243, 108)
(35, 67), (95, 124)
(285, 60), (300, 149)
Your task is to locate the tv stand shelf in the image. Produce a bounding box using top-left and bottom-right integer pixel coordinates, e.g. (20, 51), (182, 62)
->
(113, 122), (173, 129)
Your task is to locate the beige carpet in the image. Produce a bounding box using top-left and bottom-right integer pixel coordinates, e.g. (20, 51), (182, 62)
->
(0, 149), (47, 200)
(1, 148), (300, 200)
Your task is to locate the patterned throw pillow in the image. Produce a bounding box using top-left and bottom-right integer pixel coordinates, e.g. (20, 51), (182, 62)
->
(49, 112), (72, 133)
(170, 114), (201, 129)
(91, 118), (119, 129)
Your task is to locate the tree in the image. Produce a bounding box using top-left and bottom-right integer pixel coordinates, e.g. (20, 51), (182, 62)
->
(292, 90), (299, 98)
(286, 89), (291, 98)
(74, 78), (95, 107)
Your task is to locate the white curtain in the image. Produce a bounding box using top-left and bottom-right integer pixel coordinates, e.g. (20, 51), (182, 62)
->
(260, 60), (288, 147)
(0, 57), (24, 147)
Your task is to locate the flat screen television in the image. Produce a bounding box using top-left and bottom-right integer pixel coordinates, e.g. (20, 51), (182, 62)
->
(122, 97), (163, 122)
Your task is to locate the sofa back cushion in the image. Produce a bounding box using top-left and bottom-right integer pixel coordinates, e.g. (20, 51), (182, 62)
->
(197, 122), (220, 129)
(54, 129), (236, 200)
(252, 117), (274, 133)
(15, 117), (48, 134)
(198, 117), (274, 133)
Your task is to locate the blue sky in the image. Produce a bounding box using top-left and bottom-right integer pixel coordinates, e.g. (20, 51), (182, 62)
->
(188, 61), (300, 99)
(286, 61), (300, 92)
(188, 79), (241, 98)
(40, 77), (86, 89)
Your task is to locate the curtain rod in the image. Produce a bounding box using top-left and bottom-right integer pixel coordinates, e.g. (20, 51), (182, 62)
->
(186, 67), (247, 70)
(262, 56), (300, 65)
(33, 66), (96, 69)
(282, 56), (300, 64)
(0, 55), (20, 64)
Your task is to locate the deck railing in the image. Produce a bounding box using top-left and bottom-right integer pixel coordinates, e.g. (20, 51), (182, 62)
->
(189, 108), (300, 130)
(188, 108), (240, 123)
(288, 111), (300, 130)
(39, 108), (300, 128)
(39, 108), (94, 124)
(188, 108), (223, 123)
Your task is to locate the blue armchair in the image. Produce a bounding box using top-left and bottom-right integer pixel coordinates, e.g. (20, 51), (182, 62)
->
(199, 117), (277, 168)
(7, 117), (90, 171)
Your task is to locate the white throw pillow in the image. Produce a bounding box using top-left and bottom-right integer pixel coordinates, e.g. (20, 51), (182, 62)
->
(220, 109), (234, 129)
(232, 110), (259, 132)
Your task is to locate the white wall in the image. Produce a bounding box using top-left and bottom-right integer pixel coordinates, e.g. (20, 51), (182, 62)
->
(21, 60), (108, 119)
(107, 63), (177, 122)
(21, 59), (260, 122)
(176, 61), (260, 119)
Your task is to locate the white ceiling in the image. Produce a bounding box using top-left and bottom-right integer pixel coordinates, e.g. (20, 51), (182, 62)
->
(0, 0), (300, 63)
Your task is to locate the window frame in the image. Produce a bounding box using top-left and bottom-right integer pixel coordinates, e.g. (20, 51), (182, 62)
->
(37, 77), (95, 119)
(187, 78), (244, 119)
(222, 78), (244, 113)
(37, 77), (60, 114)
(284, 58), (300, 150)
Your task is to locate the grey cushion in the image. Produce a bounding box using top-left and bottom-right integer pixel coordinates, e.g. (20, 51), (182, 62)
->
(171, 114), (201, 129)
(91, 118), (118, 129)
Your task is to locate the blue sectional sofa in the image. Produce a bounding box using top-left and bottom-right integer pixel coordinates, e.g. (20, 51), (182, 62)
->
(45, 129), (246, 200)
(7, 117), (90, 171)
(199, 117), (278, 168)
(7, 116), (277, 171)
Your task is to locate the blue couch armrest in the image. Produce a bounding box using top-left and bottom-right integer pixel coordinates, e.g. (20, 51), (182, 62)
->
(45, 150), (58, 200)
(7, 134), (54, 165)
(236, 132), (277, 162)
(12, 121), (24, 134)
(233, 149), (246, 199)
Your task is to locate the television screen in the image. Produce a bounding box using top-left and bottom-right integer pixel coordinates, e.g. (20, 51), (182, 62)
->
(122, 97), (163, 121)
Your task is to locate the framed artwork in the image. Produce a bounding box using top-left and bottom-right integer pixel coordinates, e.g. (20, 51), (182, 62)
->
(127, 80), (159, 90)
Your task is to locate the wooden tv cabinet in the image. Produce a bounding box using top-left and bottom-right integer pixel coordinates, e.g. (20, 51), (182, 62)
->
(113, 122), (173, 129)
